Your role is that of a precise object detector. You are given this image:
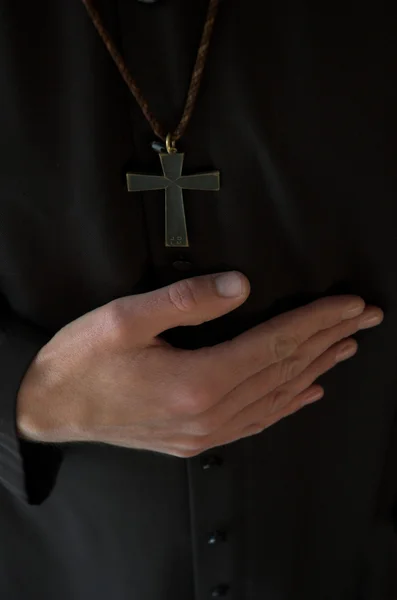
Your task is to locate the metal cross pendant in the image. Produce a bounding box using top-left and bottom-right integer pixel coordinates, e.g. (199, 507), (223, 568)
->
(126, 152), (220, 247)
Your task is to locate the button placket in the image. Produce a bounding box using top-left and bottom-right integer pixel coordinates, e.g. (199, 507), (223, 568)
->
(200, 455), (223, 470)
(207, 530), (227, 545)
(187, 450), (237, 599)
(172, 260), (193, 272)
(210, 584), (230, 597)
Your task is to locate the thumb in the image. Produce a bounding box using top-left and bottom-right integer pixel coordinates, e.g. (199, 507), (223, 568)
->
(132, 271), (250, 339)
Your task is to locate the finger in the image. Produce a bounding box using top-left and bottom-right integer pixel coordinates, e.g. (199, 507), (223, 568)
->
(217, 337), (357, 434)
(208, 306), (378, 420)
(239, 384), (325, 439)
(266, 305), (382, 392)
(159, 380), (324, 454)
(192, 301), (379, 406)
(269, 338), (357, 412)
(187, 385), (325, 451)
(196, 295), (366, 393)
(174, 337), (355, 449)
(116, 271), (250, 341)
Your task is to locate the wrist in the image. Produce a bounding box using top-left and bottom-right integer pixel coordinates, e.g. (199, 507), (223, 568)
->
(16, 349), (79, 443)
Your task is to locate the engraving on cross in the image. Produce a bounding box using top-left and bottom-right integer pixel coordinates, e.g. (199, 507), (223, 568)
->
(126, 152), (220, 247)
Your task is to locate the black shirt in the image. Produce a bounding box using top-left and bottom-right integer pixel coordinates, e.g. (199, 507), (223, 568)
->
(0, 1), (396, 598)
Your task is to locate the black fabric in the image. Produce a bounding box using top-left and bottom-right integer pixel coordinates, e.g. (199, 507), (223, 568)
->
(0, 1), (396, 598)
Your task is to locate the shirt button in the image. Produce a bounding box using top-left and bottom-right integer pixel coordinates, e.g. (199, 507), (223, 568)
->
(210, 584), (230, 597)
(200, 454), (223, 470)
(207, 530), (227, 545)
(172, 260), (193, 272)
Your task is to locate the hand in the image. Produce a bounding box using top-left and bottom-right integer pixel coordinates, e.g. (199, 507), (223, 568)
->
(16, 271), (383, 455)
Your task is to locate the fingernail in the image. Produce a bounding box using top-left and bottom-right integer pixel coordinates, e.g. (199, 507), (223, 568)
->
(336, 341), (357, 361)
(358, 310), (384, 329)
(342, 300), (365, 319)
(302, 388), (324, 404)
(215, 272), (244, 298)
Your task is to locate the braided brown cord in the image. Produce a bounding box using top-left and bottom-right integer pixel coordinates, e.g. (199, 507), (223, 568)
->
(81, 0), (220, 144)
